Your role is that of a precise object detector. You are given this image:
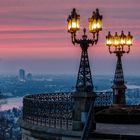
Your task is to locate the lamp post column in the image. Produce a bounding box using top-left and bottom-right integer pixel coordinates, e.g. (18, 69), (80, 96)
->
(112, 51), (126, 105)
(72, 29), (96, 131)
(67, 8), (103, 131)
(106, 31), (133, 106)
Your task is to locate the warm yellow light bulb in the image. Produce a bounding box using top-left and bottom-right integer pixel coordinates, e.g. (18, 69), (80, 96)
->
(88, 11), (99, 33)
(92, 22), (97, 29)
(126, 39), (132, 46)
(114, 32), (120, 46)
(126, 40), (131, 45)
(120, 39), (125, 45)
(67, 8), (80, 33)
(120, 31), (126, 46)
(106, 32), (113, 46)
(89, 18), (97, 33)
(72, 22), (76, 28)
(126, 32), (133, 46)
(106, 39), (112, 46)
(72, 18), (77, 29)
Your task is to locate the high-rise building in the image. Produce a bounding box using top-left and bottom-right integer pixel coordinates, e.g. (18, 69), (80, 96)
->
(26, 73), (32, 81)
(19, 69), (25, 81)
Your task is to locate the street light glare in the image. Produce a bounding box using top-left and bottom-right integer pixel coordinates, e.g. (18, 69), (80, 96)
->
(126, 32), (133, 46)
(106, 31), (133, 48)
(67, 8), (80, 33)
(88, 10), (103, 33)
(106, 32), (113, 46)
(72, 21), (77, 28)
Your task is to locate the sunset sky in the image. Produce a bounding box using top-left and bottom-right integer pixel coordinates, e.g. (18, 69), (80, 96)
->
(0, 0), (140, 75)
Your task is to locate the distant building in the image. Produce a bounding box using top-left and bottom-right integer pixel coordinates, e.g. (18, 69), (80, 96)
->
(19, 69), (25, 81)
(26, 73), (32, 81)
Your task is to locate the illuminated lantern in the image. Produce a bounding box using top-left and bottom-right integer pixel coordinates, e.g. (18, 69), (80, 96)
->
(120, 31), (126, 46)
(96, 18), (102, 31)
(67, 15), (72, 31)
(106, 31), (113, 46)
(67, 8), (80, 33)
(126, 32), (133, 46)
(114, 32), (120, 46)
(88, 12), (97, 33)
(96, 9), (103, 31)
(89, 9), (103, 33)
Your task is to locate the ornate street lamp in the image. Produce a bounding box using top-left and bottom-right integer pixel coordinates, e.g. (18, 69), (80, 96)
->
(67, 8), (103, 133)
(67, 8), (103, 92)
(106, 31), (133, 105)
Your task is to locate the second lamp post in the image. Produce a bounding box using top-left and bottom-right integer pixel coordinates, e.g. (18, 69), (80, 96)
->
(106, 31), (133, 105)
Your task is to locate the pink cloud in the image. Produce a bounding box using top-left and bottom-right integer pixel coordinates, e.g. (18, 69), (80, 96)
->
(0, 0), (139, 74)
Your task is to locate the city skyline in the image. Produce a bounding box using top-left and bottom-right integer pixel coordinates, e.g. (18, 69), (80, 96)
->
(0, 0), (139, 75)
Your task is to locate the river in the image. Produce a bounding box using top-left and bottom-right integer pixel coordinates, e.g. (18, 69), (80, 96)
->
(0, 97), (23, 111)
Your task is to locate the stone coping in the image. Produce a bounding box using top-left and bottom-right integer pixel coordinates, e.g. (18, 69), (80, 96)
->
(20, 119), (82, 137)
(20, 119), (140, 139)
(95, 123), (140, 136)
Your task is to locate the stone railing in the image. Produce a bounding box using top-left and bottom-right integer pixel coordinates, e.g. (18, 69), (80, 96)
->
(23, 92), (73, 130)
(95, 91), (113, 106)
(22, 91), (113, 130)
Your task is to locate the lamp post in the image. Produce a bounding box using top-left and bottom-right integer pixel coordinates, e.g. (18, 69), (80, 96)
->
(106, 31), (133, 105)
(67, 8), (103, 131)
(67, 8), (102, 92)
